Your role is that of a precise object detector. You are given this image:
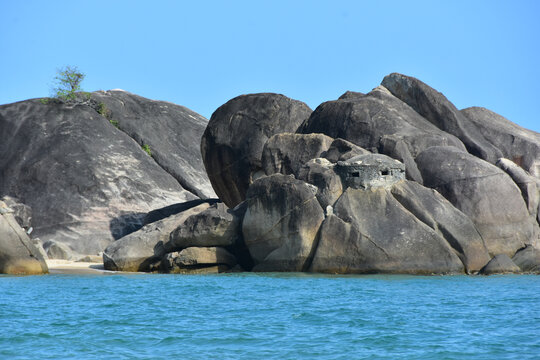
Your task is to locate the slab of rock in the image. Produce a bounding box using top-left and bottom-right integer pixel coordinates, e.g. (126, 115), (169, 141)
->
(90, 90), (215, 199)
(242, 174), (324, 271)
(512, 245), (540, 273)
(201, 93), (312, 208)
(322, 138), (370, 163)
(103, 202), (210, 272)
(298, 86), (466, 183)
(480, 254), (521, 275)
(390, 181), (491, 272)
(166, 247), (237, 267)
(0, 201), (48, 274)
(496, 158), (539, 217)
(167, 202), (239, 251)
(262, 133), (334, 177)
(382, 73), (503, 163)
(461, 107), (540, 178)
(416, 146), (534, 257)
(0, 98), (198, 255)
(43, 240), (77, 260)
(1, 196), (32, 231)
(309, 187), (464, 274)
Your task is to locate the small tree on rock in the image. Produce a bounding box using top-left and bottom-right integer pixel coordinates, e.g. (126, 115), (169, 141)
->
(53, 65), (85, 101)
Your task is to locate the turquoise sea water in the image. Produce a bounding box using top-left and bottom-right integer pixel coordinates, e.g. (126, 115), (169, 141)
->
(0, 273), (539, 359)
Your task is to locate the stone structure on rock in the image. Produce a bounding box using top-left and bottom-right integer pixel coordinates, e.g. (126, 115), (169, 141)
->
(335, 154), (406, 190)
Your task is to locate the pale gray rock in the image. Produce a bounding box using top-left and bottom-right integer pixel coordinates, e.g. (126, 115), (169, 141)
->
(322, 138), (370, 163)
(297, 158), (343, 208)
(416, 146), (535, 257)
(201, 93), (312, 208)
(242, 174), (324, 271)
(166, 247), (237, 267)
(496, 158), (539, 217)
(0, 201), (48, 274)
(480, 254), (520, 275)
(512, 245), (540, 273)
(262, 133), (334, 177)
(43, 240), (77, 260)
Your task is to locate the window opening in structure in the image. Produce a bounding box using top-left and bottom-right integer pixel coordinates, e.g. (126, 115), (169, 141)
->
(351, 171), (360, 177)
(381, 170), (390, 176)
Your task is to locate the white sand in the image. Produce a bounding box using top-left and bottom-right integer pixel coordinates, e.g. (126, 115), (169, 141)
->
(46, 259), (110, 275)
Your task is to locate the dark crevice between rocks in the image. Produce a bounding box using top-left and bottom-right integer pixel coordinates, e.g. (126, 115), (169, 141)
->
(301, 221), (324, 272)
(226, 201), (254, 271)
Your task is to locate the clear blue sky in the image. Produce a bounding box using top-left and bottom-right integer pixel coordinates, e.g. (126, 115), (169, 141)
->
(1, 0), (539, 132)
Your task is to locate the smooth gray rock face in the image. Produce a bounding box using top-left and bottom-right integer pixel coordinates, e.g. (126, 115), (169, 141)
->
(338, 91), (365, 100)
(390, 181), (491, 273)
(262, 133), (334, 177)
(382, 73), (503, 163)
(297, 158), (343, 209)
(201, 93), (312, 208)
(0, 98), (197, 255)
(242, 174), (324, 271)
(309, 187), (464, 274)
(0, 201), (48, 274)
(43, 240), (77, 260)
(512, 245), (540, 273)
(90, 90), (215, 199)
(322, 138), (370, 163)
(298, 86), (466, 182)
(103, 203), (210, 272)
(416, 146), (534, 257)
(462, 107), (540, 178)
(480, 254), (521, 275)
(1, 196), (32, 231)
(167, 202), (239, 252)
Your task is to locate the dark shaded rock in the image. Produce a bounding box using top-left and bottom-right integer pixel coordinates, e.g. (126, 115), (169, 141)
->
(90, 90), (215, 199)
(322, 138), (370, 163)
(201, 93), (312, 208)
(103, 203), (210, 272)
(1, 196), (32, 231)
(143, 199), (221, 226)
(242, 174), (324, 271)
(262, 133), (333, 177)
(416, 146), (534, 256)
(309, 188), (464, 274)
(297, 158), (343, 209)
(0, 97), (197, 255)
(390, 181), (491, 272)
(0, 201), (48, 274)
(298, 86), (466, 182)
(480, 254), (520, 275)
(338, 91), (365, 100)
(43, 240), (77, 260)
(166, 202), (239, 251)
(512, 245), (540, 273)
(461, 107), (540, 178)
(382, 73), (503, 162)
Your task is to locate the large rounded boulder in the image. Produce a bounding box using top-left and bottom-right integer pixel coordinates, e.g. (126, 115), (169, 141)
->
(242, 174), (324, 271)
(201, 93), (312, 208)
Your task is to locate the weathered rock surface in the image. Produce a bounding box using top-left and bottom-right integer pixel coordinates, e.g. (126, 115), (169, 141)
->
(43, 240), (77, 260)
(298, 86), (466, 183)
(480, 254), (521, 275)
(309, 187), (464, 274)
(416, 146), (534, 257)
(297, 158), (343, 209)
(461, 107), (540, 178)
(103, 202), (210, 272)
(262, 133), (334, 177)
(90, 90), (215, 198)
(201, 93), (312, 208)
(0, 201), (48, 274)
(322, 138), (370, 163)
(512, 245), (540, 273)
(1, 196), (32, 231)
(167, 202), (239, 251)
(0, 97), (199, 255)
(390, 181), (490, 272)
(167, 247), (236, 267)
(382, 73), (503, 163)
(242, 174), (324, 271)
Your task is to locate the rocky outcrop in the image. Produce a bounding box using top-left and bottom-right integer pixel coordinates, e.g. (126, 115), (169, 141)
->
(90, 90), (215, 199)
(0, 94), (209, 255)
(512, 245), (540, 273)
(480, 254), (521, 275)
(242, 174), (324, 271)
(416, 146), (535, 257)
(103, 202), (211, 272)
(382, 73), (503, 163)
(201, 93), (312, 208)
(297, 158), (343, 209)
(162, 247), (237, 273)
(461, 107), (540, 178)
(0, 201), (48, 274)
